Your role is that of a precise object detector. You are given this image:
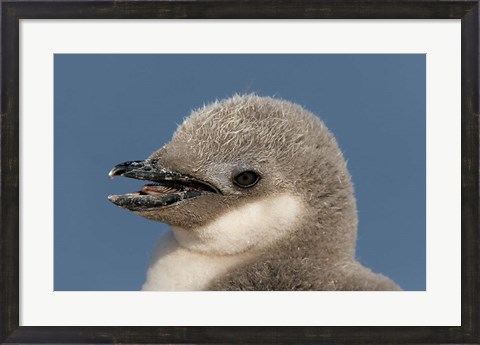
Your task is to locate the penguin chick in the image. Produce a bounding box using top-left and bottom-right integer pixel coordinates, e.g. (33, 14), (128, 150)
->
(108, 94), (401, 291)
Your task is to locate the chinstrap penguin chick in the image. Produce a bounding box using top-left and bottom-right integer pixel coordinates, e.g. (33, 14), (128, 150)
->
(108, 95), (401, 291)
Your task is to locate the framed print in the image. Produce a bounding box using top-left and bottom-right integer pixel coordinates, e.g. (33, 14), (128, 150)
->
(1, 1), (479, 344)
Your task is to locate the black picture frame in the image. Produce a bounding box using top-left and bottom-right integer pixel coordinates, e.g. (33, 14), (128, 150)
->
(1, 1), (478, 344)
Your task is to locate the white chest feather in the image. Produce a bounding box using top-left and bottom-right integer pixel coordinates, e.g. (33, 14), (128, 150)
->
(142, 194), (302, 291)
(142, 231), (249, 291)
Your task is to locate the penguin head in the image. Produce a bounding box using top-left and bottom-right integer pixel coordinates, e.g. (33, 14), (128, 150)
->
(109, 95), (357, 256)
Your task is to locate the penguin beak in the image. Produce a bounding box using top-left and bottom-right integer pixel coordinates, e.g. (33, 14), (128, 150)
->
(107, 159), (220, 211)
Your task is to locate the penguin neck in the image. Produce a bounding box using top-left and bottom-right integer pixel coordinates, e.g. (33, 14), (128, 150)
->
(142, 190), (358, 291)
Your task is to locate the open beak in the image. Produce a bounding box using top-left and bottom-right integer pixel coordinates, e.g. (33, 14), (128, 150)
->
(108, 159), (220, 211)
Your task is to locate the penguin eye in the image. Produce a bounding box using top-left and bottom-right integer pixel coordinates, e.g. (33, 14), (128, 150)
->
(233, 171), (260, 188)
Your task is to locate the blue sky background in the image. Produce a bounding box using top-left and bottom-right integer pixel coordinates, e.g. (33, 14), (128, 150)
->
(54, 54), (425, 291)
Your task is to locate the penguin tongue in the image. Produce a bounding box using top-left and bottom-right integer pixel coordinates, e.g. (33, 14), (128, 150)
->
(141, 185), (179, 196)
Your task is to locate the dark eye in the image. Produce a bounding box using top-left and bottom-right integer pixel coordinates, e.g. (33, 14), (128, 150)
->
(233, 171), (260, 188)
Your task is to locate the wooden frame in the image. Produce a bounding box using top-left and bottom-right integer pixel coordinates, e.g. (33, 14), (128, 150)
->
(1, 1), (478, 343)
